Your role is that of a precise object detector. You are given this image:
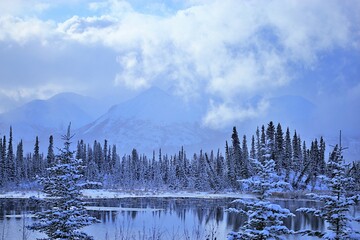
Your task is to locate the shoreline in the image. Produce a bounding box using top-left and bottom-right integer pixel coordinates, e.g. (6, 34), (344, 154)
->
(0, 188), (321, 201)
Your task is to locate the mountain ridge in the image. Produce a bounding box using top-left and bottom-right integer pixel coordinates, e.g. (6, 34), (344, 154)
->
(0, 88), (358, 161)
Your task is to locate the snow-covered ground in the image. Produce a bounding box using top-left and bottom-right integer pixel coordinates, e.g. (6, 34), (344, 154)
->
(0, 189), (255, 200)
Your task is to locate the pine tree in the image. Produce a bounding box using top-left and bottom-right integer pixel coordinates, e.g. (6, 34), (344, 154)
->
(103, 139), (109, 173)
(319, 136), (326, 174)
(297, 144), (360, 239)
(228, 139), (294, 240)
(47, 135), (55, 168)
(110, 145), (117, 174)
(29, 125), (99, 240)
(293, 141), (310, 190)
(131, 148), (140, 181)
(250, 135), (256, 160)
(85, 144), (99, 181)
(260, 125), (266, 163)
(266, 121), (275, 160)
(226, 140), (235, 187)
(232, 127), (245, 180)
(33, 136), (41, 177)
(255, 127), (261, 160)
(7, 126), (15, 183)
(274, 123), (284, 174)
(292, 131), (300, 174)
(194, 150), (209, 191)
(16, 140), (24, 183)
(0, 138), (3, 186)
(215, 149), (225, 189)
(284, 127), (292, 181)
(241, 135), (250, 178)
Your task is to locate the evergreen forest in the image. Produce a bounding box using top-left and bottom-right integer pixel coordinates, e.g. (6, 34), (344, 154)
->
(1, 121), (360, 194)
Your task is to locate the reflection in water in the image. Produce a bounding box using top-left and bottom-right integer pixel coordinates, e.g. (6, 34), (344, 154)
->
(0, 197), (358, 239)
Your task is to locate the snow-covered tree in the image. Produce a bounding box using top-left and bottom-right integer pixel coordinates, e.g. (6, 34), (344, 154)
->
(33, 136), (42, 178)
(297, 144), (360, 239)
(16, 140), (24, 183)
(29, 125), (99, 240)
(7, 126), (15, 183)
(46, 135), (55, 169)
(274, 123), (284, 175)
(283, 127), (292, 181)
(232, 127), (246, 181)
(266, 121), (275, 160)
(228, 140), (294, 240)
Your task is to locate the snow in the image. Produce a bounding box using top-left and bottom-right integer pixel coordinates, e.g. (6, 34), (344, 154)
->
(77, 87), (224, 155)
(0, 189), (255, 200)
(0, 190), (45, 199)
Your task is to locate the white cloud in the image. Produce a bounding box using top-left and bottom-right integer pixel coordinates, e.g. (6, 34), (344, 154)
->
(0, 83), (71, 102)
(0, 0), (358, 128)
(203, 99), (270, 129)
(114, 52), (150, 89)
(0, 16), (55, 45)
(265, 0), (352, 64)
(0, 0), (51, 16)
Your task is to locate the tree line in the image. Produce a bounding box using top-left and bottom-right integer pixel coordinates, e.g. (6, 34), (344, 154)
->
(1, 121), (360, 192)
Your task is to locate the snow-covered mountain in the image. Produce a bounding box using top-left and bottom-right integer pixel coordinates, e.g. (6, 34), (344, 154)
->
(0, 92), (107, 151)
(0, 88), (358, 161)
(0, 92), (105, 129)
(77, 87), (224, 155)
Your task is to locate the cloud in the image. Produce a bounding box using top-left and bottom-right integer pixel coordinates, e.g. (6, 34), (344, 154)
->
(0, 0), (358, 128)
(0, 15), (55, 44)
(0, 0), (51, 16)
(203, 99), (270, 129)
(0, 83), (70, 103)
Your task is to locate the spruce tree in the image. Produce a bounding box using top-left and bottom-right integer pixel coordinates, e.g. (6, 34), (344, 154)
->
(241, 135), (250, 178)
(266, 121), (275, 160)
(226, 140), (235, 187)
(16, 140), (24, 183)
(319, 136), (326, 174)
(0, 138), (3, 186)
(7, 126), (15, 183)
(29, 125), (99, 239)
(33, 136), (41, 177)
(232, 127), (244, 180)
(284, 127), (292, 181)
(297, 144), (360, 239)
(228, 139), (294, 240)
(215, 149), (225, 189)
(250, 135), (256, 160)
(274, 123), (284, 174)
(255, 127), (261, 160)
(259, 125), (267, 164)
(47, 135), (55, 168)
(111, 145), (117, 174)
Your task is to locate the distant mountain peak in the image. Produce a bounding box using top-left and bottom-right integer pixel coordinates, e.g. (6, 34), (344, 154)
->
(48, 92), (85, 101)
(140, 86), (170, 98)
(103, 86), (202, 124)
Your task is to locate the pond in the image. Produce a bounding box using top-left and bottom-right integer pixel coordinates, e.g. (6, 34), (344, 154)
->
(0, 197), (358, 239)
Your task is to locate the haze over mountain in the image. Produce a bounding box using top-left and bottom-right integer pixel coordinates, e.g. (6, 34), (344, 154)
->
(0, 86), (357, 161)
(77, 87), (222, 154)
(0, 92), (107, 151)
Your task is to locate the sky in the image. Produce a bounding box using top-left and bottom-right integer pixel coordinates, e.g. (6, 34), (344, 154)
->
(0, 0), (359, 136)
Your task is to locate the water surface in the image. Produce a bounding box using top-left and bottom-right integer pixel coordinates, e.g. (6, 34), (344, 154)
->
(0, 197), (358, 239)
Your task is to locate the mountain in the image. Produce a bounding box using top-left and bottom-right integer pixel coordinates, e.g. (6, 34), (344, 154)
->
(1, 89), (358, 161)
(0, 92), (107, 152)
(77, 87), (224, 155)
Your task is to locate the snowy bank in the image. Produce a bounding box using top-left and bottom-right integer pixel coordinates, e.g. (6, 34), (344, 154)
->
(0, 189), (255, 200)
